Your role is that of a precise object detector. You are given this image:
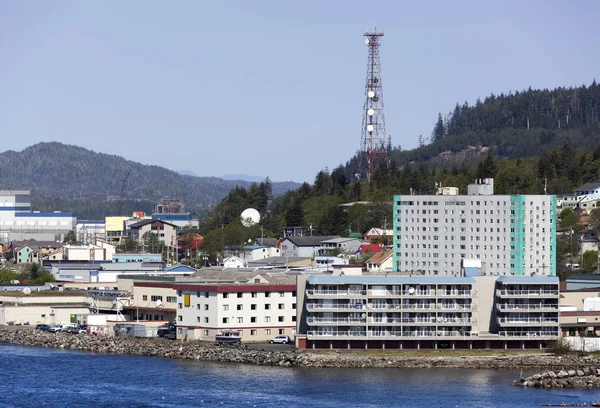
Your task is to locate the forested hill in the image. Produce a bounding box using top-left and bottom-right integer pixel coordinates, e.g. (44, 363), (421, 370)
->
(387, 81), (600, 167)
(0, 142), (300, 218)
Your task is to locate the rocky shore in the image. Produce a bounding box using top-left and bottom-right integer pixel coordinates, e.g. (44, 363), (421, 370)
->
(513, 365), (600, 389)
(0, 327), (595, 370)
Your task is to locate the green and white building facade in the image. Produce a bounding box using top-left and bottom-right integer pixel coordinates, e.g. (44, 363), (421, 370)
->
(392, 179), (557, 276)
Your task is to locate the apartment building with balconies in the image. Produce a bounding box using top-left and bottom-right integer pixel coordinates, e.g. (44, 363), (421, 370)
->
(296, 274), (559, 350)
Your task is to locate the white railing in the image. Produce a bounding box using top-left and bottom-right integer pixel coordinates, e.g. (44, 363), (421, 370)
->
(307, 331), (474, 339)
(439, 290), (472, 297)
(306, 289), (366, 297)
(307, 331), (367, 338)
(307, 317), (366, 324)
(497, 317), (559, 325)
(497, 304), (558, 311)
(306, 303), (357, 311)
(496, 290), (559, 297)
(498, 331), (559, 338)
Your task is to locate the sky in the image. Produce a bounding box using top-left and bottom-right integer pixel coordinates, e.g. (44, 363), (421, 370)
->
(1, 1), (600, 183)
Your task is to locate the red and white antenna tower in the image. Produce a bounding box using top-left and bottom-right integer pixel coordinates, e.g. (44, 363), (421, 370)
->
(358, 28), (389, 180)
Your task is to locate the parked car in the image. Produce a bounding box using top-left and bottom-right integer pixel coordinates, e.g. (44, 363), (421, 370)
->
(48, 326), (62, 333)
(66, 326), (87, 334)
(35, 324), (51, 331)
(268, 335), (291, 344)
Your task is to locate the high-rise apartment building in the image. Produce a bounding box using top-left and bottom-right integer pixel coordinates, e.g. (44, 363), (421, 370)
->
(392, 179), (557, 276)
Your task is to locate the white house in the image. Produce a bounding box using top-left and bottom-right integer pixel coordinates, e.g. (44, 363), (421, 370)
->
(366, 250), (393, 272)
(319, 237), (365, 256)
(223, 255), (246, 269)
(558, 182), (600, 214)
(279, 236), (339, 258)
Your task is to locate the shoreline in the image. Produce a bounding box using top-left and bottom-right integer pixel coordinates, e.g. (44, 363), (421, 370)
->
(0, 327), (594, 370)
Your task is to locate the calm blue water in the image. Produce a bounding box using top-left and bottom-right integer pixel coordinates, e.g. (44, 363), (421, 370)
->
(0, 344), (598, 408)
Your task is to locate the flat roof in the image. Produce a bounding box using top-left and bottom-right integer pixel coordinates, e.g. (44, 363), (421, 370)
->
(497, 276), (559, 283)
(306, 276), (475, 284)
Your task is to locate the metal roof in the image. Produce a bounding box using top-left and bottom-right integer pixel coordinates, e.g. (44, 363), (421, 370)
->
(496, 276), (559, 283)
(576, 182), (600, 192)
(307, 276), (475, 284)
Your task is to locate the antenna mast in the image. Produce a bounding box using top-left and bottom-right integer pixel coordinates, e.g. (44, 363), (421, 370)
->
(358, 27), (389, 181)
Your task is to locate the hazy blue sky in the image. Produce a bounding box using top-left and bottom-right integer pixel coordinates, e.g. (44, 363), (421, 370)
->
(1, 1), (599, 183)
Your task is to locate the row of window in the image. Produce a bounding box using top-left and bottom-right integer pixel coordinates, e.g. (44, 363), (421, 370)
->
(141, 295), (177, 303)
(185, 291), (297, 298)
(396, 200), (551, 207)
(184, 315), (296, 324)
(179, 303), (298, 311)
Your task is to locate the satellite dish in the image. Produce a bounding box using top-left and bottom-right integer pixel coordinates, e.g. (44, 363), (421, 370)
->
(23, 287), (31, 295)
(367, 108), (374, 116)
(365, 38), (370, 45)
(241, 208), (261, 227)
(408, 287), (415, 295)
(373, 77), (379, 83)
(156, 299), (162, 307)
(372, 96), (379, 102)
(367, 124), (374, 132)
(368, 91), (375, 98)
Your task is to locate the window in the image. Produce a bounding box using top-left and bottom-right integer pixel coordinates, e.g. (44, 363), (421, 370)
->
(196, 316), (201, 323)
(223, 305), (229, 311)
(237, 292), (243, 298)
(222, 317), (229, 324)
(204, 304), (209, 310)
(142, 295), (148, 301)
(292, 315), (297, 322)
(167, 296), (177, 303)
(237, 304), (243, 311)
(251, 292), (257, 298)
(178, 316), (182, 322)
(196, 291), (200, 297)
(223, 293), (229, 298)
(237, 317), (243, 323)
(251, 329), (257, 336)
(204, 330), (209, 336)
(265, 329), (271, 335)
(265, 292), (271, 297)
(251, 317), (257, 323)
(178, 303), (182, 309)
(278, 303), (285, 310)
(204, 317), (209, 323)
(251, 304), (257, 310)
(205, 292), (209, 298)
(278, 329), (285, 335)
(265, 316), (271, 323)
(197, 304), (201, 309)
(292, 303), (296, 309)
(279, 291), (285, 297)
(265, 304), (271, 310)
(278, 316), (284, 322)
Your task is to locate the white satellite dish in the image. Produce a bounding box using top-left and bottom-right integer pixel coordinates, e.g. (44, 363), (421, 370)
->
(408, 287), (415, 295)
(241, 208), (261, 227)
(365, 38), (370, 45)
(367, 124), (374, 132)
(156, 299), (162, 307)
(367, 108), (374, 116)
(23, 287), (31, 295)
(368, 90), (375, 98)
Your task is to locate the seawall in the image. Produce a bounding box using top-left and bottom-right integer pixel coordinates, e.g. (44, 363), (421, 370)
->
(0, 327), (594, 369)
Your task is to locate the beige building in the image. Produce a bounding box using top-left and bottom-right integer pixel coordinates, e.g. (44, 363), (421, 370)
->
(174, 271), (297, 343)
(559, 284), (600, 336)
(296, 274), (559, 350)
(0, 293), (90, 326)
(117, 276), (178, 323)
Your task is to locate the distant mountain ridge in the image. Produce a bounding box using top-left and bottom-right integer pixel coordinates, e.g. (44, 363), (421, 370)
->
(0, 142), (300, 217)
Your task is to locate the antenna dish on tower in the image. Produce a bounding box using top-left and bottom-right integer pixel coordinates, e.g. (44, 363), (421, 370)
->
(368, 91), (375, 98)
(365, 38), (370, 45)
(367, 108), (374, 116)
(241, 208), (261, 227)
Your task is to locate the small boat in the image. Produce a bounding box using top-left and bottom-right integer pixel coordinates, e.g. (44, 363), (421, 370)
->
(215, 330), (242, 345)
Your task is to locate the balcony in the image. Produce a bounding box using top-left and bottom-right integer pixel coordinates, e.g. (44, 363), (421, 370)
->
(400, 303), (437, 311)
(369, 303), (403, 311)
(402, 290), (437, 298)
(498, 330), (559, 339)
(496, 289), (559, 298)
(307, 317), (366, 326)
(306, 330), (473, 340)
(306, 289), (366, 299)
(437, 304), (473, 312)
(496, 304), (558, 312)
(369, 290), (403, 298)
(497, 317), (559, 327)
(439, 290), (472, 298)
(306, 303), (358, 312)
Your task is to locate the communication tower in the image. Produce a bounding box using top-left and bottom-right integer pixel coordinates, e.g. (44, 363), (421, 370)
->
(358, 28), (389, 180)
